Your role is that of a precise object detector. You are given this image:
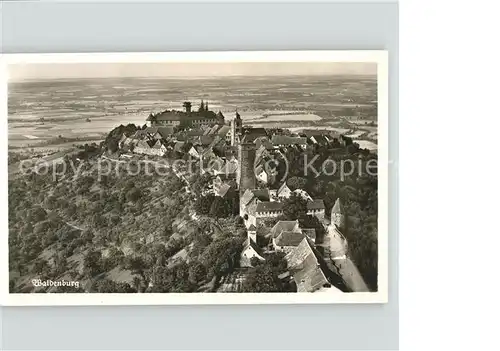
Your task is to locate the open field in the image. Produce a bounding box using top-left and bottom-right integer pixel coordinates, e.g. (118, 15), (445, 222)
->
(9, 75), (377, 150)
(345, 130), (367, 139)
(246, 113), (322, 122)
(354, 140), (378, 151)
(288, 126), (352, 134)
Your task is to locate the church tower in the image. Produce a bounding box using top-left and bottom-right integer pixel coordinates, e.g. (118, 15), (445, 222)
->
(331, 198), (345, 229)
(231, 111), (243, 146)
(235, 110), (243, 134)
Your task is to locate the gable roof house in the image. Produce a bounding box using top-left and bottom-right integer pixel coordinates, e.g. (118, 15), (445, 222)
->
(275, 182), (292, 199)
(307, 134), (331, 147)
(240, 127), (268, 143)
(213, 173), (237, 192)
(255, 201), (284, 219)
(271, 135), (308, 149)
(273, 231), (306, 253)
(156, 126), (175, 139)
(240, 238), (265, 268)
(144, 126), (174, 139)
(255, 163), (277, 185)
(307, 199), (326, 219)
(269, 220), (317, 251)
(149, 140), (167, 156)
(214, 183), (233, 198)
(133, 139), (155, 155)
(301, 228), (317, 243)
(188, 145), (204, 159)
(270, 220), (301, 238)
(240, 188), (271, 228)
(131, 129), (149, 140)
(285, 238), (347, 293)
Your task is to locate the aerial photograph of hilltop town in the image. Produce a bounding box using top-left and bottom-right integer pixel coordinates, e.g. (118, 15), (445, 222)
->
(7, 61), (379, 296)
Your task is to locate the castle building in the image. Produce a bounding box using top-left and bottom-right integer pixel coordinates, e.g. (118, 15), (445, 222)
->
(146, 100), (224, 128)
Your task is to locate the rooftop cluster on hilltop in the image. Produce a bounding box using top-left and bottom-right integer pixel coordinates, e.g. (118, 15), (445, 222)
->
(110, 100), (368, 293)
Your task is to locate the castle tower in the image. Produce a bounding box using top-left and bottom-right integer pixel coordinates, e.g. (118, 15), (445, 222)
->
(237, 141), (256, 196)
(331, 198), (345, 229)
(205, 101), (209, 111)
(183, 101), (192, 114)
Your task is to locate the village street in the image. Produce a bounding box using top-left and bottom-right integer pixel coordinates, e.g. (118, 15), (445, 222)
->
(322, 223), (370, 292)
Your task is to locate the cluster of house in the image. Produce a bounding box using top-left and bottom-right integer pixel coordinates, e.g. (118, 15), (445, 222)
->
(240, 197), (348, 293)
(239, 183), (326, 228)
(118, 122), (235, 157)
(115, 100), (355, 292)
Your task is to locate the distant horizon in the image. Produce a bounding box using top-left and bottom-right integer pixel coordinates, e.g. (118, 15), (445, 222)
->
(8, 62), (377, 82)
(10, 73), (377, 83)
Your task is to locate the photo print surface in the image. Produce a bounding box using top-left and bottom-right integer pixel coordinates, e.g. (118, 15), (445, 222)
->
(2, 51), (388, 305)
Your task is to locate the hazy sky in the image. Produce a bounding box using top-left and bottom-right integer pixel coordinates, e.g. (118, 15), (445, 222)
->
(9, 62), (376, 81)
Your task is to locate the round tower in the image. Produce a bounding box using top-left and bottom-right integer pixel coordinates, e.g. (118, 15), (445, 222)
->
(237, 142), (256, 196)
